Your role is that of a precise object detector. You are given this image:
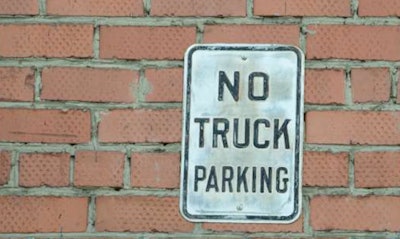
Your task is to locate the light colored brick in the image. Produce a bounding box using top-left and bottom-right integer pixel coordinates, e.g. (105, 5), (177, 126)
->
(41, 67), (139, 103)
(203, 25), (299, 45)
(305, 69), (345, 104)
(359, 0), (400, 16)
(144, 68), (183, 102)
(0, 24), (93, 58)
(306, 111), (400, 145)
(47, 0), (143, 16)
(303, 151), (348, 187)
(254, 0), (351, 16)
(100, 26), (196, 60)
(151, 0), (246, 16)
(0, 109), (91, 143)
(253, 0), (284, 16)
(355, 152), (400, 188)
(96, 196), (194, 232)
(74, 151), (124, 187)
(351, 68), (391, 103)
(0, 67), (34, 102)
(0, 0), (38, 15)
(311, 196), (400, 231)
(98, 109), (181, 143)
(131, 152), (180, 189)
(306, 25), (400, 60)
(0, 196), (88, 232)
(19, 153), (70, 187)
(0, 151), (11, 185)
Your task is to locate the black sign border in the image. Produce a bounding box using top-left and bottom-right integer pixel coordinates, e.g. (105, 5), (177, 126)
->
(180, 44), (303, 223)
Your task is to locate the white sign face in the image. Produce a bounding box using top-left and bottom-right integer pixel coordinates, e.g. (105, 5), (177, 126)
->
(180, 44), (304, 223)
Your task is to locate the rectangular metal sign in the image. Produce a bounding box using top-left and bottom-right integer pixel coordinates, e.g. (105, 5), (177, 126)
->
(180, 44), (304, 223)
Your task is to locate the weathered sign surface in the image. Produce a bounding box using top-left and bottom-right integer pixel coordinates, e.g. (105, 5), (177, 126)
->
(180, 44), (304, 223)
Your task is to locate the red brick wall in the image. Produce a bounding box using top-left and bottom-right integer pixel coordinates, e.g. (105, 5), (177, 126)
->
(0, 0), (399, 238)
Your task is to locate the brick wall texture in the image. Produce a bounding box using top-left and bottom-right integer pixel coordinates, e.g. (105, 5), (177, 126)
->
(0, 0), (399, 238)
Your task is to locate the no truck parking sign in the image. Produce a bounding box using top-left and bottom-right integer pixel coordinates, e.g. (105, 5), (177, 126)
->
(180, 44), (304, 223)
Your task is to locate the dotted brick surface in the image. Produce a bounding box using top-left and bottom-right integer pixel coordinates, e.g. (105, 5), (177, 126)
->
(254, 0), (351, 17)
(306, 25), (400, 60)
(0, 109), (91, 143)
(203, 25), (299, 45)
(74, 151), (124, 187)
(303, 151), (348, 187)
(0, 0), (38, 15)
(41, 67), (139, 103)
(0, 24), (93, 58)
(351, 68), (391, 103)
(355, 152), (400, 188)
(306, 111), (400, 145)
(144, 68), (183, 103)
(359, 0), (400, 16)
(0, 196), (88, 232)
(47, 0), (143, 16)
(98, 109), (181, 143)
(305, 69), (345, 104)
(19, 153), (70, 187)
(96, 196), (194, 232)
(0, 67), (34, 102)
(311, 196), (400, 231)
(151, 0), (246, 16)
(131, 152), (180, 189)
(100, 26), (196, 60)
(0, 151), (11, 185)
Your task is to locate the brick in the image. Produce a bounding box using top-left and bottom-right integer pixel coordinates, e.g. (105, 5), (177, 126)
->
(311, 196), (400, 231)
(305, 69), (345, 104)
(303, 151), (348, 187)
(0, 196), (87, 232)
(100, 26), (196, 60)
(151, 0), (246, 16)
(131, 152), (180, 189)
(203, 215), (303, 232)
(0, 24), (93, 58)
(203, 25), (299, 45)
(98, 109), (181, 143)
(0, 67), (34, 102)
(355, 152), (400, 188)
(351, 68), (391, 103)
(306, 25), (400, 61)
(306, 111), (400, 145)
(0, 109), (91, 143)
(19, 153), (70, 187)
(253, 0), (284, 16)
(254, 0), (351, 17)
(74, 151), (124, 187)
(0, 0), (38, 15)
(0, 151), (11, 185)
(359, 0), (400, 16)
(96, 196), (194, 232)
(41, 67), (139, 103)
(47, 0), (143, 16)
(144, 68), (183, 102)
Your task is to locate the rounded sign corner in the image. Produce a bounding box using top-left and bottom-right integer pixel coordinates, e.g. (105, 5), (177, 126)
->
(179, 203), (198, 223)
(282, 203), (302, 224)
